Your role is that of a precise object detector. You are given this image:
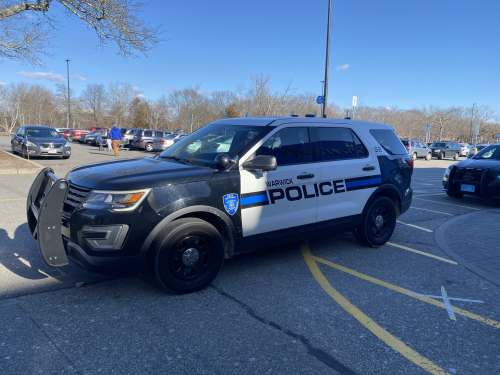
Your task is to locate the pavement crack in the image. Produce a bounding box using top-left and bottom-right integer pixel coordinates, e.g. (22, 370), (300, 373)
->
(17, 303), (82, 374)
(210, 284), (358, 375)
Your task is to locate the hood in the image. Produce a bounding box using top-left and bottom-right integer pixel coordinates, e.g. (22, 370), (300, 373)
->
(27, 137), (66, 144)
(456, 158), (500, 173)
(68, 157), (214, 190)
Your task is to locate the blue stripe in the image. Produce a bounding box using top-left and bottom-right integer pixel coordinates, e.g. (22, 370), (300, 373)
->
(345, 177), (382, 188)
(241, 194), (269, 206)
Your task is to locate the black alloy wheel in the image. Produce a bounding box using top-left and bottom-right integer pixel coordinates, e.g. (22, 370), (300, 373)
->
(354, 197), (397, 247)
(151, 218), (225, 294)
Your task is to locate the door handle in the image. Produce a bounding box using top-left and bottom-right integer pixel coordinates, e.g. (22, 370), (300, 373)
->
(363, 166), (375, 171)
(297, 173), (314, 179)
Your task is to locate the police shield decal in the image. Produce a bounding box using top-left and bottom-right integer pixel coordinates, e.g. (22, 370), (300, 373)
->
(223, 193), (239, 215)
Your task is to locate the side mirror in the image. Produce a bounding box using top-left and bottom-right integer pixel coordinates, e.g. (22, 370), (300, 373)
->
(215, 154), (232, 170)
(243, 155), (277, 172)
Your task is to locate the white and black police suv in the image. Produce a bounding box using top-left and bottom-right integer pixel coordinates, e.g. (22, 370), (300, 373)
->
(27, 117), (413, 293)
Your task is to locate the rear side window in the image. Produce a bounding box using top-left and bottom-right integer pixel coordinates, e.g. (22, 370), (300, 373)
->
(120, 129), (127, 134)
(155, 131), (164, 137)
(352, 131), (368, 158)
(127, 129), (136, 135)
(369, 129), (408, 155)
(144, 131), (153, 137)
(256, 127), (311, 166)
(135, 130), (142, 136)
(317, 127), (356, 160)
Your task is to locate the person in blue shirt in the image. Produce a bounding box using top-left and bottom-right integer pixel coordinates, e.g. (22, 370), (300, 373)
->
(109, 124), (122, 156)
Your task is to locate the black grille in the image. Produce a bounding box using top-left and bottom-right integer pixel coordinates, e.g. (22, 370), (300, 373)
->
(453, 168), (483, 182)
(40, 143), (63, 148)
(62, 183), (91, 218)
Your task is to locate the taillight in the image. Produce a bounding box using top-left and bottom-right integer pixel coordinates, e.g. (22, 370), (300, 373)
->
(139, 137), (142, 141)
(406, 144), (411, 152)
(160, 140), (166, 143)
(214, 143), (220, 148)
(122, 135), (125, 138)
(405, 158), (414, 175)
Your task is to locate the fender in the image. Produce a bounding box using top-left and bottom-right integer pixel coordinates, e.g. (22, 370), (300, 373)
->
(361, 184), (403, 217)
(139, 205), (238, 257)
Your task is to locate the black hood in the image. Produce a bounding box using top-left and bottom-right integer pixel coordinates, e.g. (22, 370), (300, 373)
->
(67, 157), (214, 190)
(456, 158), (500, 173)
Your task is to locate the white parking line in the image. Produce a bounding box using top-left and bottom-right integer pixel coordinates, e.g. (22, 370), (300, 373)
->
(396, 220), (433, 233)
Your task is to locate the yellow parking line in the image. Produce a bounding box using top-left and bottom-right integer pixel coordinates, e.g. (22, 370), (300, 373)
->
(306, 250), (500, 330)
(396, 220), (433, 233)
(302, 243), (451, 375)
(386, 242), (458, 264)
(0, 198), (25, 202)
(410, 207), (453, 216)
(413, 197), (481, 210)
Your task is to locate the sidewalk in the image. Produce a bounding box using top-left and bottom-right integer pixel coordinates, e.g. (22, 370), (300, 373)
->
(436, 209), (500, 286)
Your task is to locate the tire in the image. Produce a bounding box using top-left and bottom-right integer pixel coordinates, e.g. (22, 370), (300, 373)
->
(11, 143), (16, 155)
(21, 146), (27, 159)
(145, 143), (153, 152)
(150, 218), (225, 294)
(425, 153), (431, 161)
(412, 152), (417, 160)
(354, 197), (397, 248)
(62, 156), (70, 159)
(446, 191), (464, 198)
(438, 152), (444, 160)
(453, 152), (459, 160)
(68, 136), (74, 142)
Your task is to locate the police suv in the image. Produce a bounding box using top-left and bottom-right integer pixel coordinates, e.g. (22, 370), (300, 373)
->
(27, 117), (413, 293)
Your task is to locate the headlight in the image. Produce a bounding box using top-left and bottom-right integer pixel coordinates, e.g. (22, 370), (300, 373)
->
(64, 141), (71, 147)
(82, 189), (151, 211)
(26, 141), (37, 147)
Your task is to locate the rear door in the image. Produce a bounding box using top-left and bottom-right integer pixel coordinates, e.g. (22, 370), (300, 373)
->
(240, 126), (320, 237)
(315, 126), (381, 222)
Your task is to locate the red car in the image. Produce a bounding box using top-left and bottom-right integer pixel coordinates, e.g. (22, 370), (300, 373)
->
(69, 129), (91, 142)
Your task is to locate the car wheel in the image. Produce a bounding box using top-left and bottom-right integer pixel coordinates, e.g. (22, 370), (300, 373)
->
(438, 152), (444, 160)
(68, 136), (74, 142)
(425, 153), (431, 161)
(150, 218), (225, 294)
(453, 152), (459, 160)
(412, 152), (417, 160)
(354, 197), (397, 247)
(446, 191), (464, 198)
(145, 143), (154, 152)
(11, 143), (16, 155)
(62, 156), (70, 159)
(21, 146), (27, 159)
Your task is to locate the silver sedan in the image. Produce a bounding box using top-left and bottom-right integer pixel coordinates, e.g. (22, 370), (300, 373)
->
(151, 134), (178, 152)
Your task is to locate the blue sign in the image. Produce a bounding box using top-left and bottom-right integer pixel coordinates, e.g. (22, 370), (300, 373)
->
(422, 135), (425, 139)
(316, 96), (324, 105)
(223, 194), (239, 215)
(470, 135), (473, 138)
(496, 134), (500, 138)
(68, 114), (71, 118)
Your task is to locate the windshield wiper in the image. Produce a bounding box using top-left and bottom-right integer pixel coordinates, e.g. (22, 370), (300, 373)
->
(159, 155), (192, 165)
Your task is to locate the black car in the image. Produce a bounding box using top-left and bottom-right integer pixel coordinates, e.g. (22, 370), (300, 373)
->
(429, 141), (461, 160)
(443, 144), (500, 199)
(11, 125), (72, 159)
(26, 117), (413, 294)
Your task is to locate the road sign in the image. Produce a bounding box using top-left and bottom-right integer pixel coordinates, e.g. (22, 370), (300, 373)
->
(422, 135), (425, 139)
(425, 123), (430, 134)
(352, 96), (357, 107)
(475, 124), (480, 136)
(496, 134), (500, 138)
(316, 96), (324, 105)
(68, 114), (71, 118)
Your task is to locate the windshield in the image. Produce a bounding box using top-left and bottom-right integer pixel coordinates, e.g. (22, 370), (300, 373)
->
(159, 124), (268, 168)
(473, 145), (500, 160)
(429, 142), (446, 147)
(26, 128), (60, 138)
(164, 134), (177, 139)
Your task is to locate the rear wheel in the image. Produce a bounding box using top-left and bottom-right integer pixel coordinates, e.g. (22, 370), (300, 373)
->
(145, 143), (153, 152)
(354, 197), (397, 247)
(425, 153), (431, 160)
(453, 152), (459, 160)
(438, 152), (444, 160)
(446, 191), (464, 198)
(412, 152), (417, 160)
(150, 218), (225, 294)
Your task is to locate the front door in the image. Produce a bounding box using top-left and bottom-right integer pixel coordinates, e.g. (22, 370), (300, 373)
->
(240, 126), (319, 237)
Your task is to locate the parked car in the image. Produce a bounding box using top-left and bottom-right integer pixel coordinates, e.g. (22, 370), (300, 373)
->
(131, 129), (171, 151)
(401, 139), (431, 160)
(151, 133), (178, 152)
(459, 143), (470, 157)
(70, 129), (90, 142)
(55, 127), (70, 134)
(11, 125), (71, 159)
(173, 134), (188, 143)
(467, 143), (490, 158)
(81, 130), (103, 145)
(119, 128), (140, 147)
(59, 129), (72, 141)
(428, 141), (461, 160)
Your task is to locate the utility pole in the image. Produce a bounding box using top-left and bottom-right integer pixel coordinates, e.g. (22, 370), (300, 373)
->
(322, 0), (332, 118)
(66, 60), (71, 128)
(469, 103), (476, 140)
(439, 117), (443, 142)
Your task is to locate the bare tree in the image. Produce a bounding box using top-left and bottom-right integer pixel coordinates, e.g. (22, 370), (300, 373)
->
(108, 81), (137, 126)
(80, 83), (107, 125)
(145, 94), (171, 130)
(0, 0), (163, 65)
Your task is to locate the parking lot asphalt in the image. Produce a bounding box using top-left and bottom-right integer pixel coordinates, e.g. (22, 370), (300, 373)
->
(0, 136), (499, 375)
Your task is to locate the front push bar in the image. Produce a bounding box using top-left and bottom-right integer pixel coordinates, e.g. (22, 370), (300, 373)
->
(27, 167), (69, 267)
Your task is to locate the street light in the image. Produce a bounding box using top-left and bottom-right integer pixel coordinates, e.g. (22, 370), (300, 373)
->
(322, 0), (332, 118)
(66, 59), (71, 129)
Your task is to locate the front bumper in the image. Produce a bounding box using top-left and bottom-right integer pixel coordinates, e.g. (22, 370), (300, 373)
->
(27, 146), (71, 157)
(443, 165), (500, 198)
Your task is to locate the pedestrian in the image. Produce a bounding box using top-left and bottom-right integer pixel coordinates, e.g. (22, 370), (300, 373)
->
(109, 124), (122, 156)
(106, 128), (112, 152)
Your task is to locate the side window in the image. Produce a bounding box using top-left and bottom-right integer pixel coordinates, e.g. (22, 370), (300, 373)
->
(144, 131), (153, 137)
(317, 127), (356, 161)
(352, 131), (368, 158)
(256, 127), (311, 166)
(410, 141), (415, 147)
(155, 131), (163, 137)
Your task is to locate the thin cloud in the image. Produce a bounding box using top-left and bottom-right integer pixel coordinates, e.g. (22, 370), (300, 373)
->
(0, 82), (6, 87)
(136, 94), (144, 99)
(17, 71), (65, 82)
(132, 86), (139, 92)
(162, 87), (175, 91)
(73, 74), (87, 81)
(334, 64), (350, 72)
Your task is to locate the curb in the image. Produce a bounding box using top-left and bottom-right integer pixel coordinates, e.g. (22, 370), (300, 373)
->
(435, 208), (500, 287)
(0, 150), (43, 175)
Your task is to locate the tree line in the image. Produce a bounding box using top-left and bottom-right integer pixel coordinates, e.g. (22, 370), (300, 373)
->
(1, 73), (499, 142)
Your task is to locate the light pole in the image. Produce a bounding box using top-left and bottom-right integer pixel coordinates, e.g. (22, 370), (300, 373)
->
(322, 0), (332, 118)
(469, 103), (476, 141)
(66, 59), (71, 128)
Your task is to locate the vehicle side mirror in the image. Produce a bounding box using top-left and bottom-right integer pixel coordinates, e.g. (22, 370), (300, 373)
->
(215, 154), (232, 170)
(243, 155), (277, 172)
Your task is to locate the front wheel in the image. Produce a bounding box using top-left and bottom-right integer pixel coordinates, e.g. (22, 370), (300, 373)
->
(412, 152), (417, 160)
(145, 143), (153, 152)
(438, 152), (444, 160)
(21, 146), (27, 159)
(62, 156), (70, 159)
(68, 136), (74, 142)
(11, 143), (16, 155)
(446, 191), (464, 198)
(453, 152), (459, 160)
(425, 153), (431, 160)
(150, 218), (225, 294)
(354, 197), (397, 247)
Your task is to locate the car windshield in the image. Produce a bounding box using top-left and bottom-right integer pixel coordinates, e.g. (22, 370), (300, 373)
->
(429, 142), (446, 147)
(26, 128), (60, 138)
(164, 134), (177, 139)
(401, 140), (409, 146)
(159, 124), (268, 168)
(473, 145), (500, 160)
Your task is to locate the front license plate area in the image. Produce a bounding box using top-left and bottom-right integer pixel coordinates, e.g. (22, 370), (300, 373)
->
(48, 149), (57, 154)
(461, 184), (475, 192)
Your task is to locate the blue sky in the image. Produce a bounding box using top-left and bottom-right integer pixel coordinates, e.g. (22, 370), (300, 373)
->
(1, 0), (499, 111)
